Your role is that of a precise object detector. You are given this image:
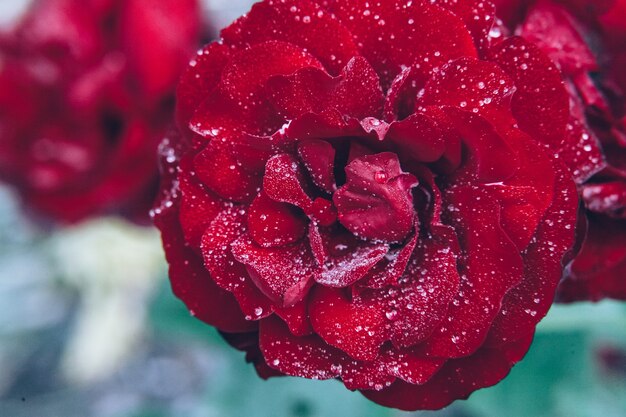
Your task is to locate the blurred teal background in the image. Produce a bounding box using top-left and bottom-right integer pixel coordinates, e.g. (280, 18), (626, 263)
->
(1, 0), (625, 415)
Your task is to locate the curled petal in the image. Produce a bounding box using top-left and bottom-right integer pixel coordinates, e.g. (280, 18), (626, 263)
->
(334, 152), (418, 243)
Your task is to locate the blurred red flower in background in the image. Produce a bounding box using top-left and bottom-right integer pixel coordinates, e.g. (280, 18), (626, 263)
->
(493, 0), (626, 301)
(0, 0), (205, 223)
(152, 0), (590, 410)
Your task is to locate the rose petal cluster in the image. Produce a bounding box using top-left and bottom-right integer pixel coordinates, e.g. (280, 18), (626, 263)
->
(0, 0), (203, 222)
(154, 0), (581, 410)
(493, 0), (626, 301)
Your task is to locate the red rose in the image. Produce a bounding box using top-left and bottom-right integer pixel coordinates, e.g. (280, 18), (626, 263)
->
(493, 0), (626, 301)
(0, 0), (204, 223)
(154, 0), (580, 410)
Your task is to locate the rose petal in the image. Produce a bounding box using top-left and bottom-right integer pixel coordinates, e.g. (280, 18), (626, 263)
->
(328, 0), (478, 87)
(426, 107), (518, 184)
(231, 235), (315, 307)
(487, 37), (569, 153)
(334, 152), (418, 243)
(309, 286), (388, 361)
(421, 187), (523, 358)
(380, 346), (445, 385)
(385, 112), (447, 163)
(201, 207), (275, 320)
(359, 230), (419, 289)
(519, 0), (597, 75)
(298, 140), (337, 194)
(558, 214), (626, 301)
(220, 40), (323, 105)
(487, 160), (578, 346)
(248, 191), (307, 248)
(386, 225), (461, 348)
(259, 315), (395, 390)
(316, 240), (389, 288)
(433, 0), (496, 52)
(274, 299), (314, 336)
(194, 141), (261, 203)
(419, 57), (516, 125)
(221, 0), (359, 74)
(176, 42), (230, 132)
(582, 181), (626, 217)
(263, 153), (313, 209)
(267, 56), (384, 121)
(362, 333), (534, 411)
(178, 155), (226, 247)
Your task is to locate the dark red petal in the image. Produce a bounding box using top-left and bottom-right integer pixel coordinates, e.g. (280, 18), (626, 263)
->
(340, 361), (396, 391)
(221, 0), (359, 74)
(231, 235), (315, 307)
(194, 142), (261, 203)
(380, 346), (445, 385)
(315, 239), (389, 288)
(248, 191), (307, 248)
(383, 66), (422, 122)
(385, 113), (446, 163)
(494, 130), (556, 250)
(427, 107), (518, 184)
(433, 0), (496, 52)
(360, 230), (419, 289)
(386, 225), (461, 348)
(419, 57), (516, 125)
(560, 115), (605, 184)
(274, 299), (314, 336)
(176, 43), (230, 132)
(263, 153), (313, 210)
(178, 156), (226, 247)
(334, 153), (418, 243)
(220, 40), (323, 104)
(284, 109), (365, 141)
(201, 207), (275, 321)
(267, 56), (384, 121)
(421, 187), (523, 358)
(487, 160), (578, 346)
(298, 140), (337, 194)
(362, 334), (534, 411)
(582, 181), (626, 217)
(259, 316), (395, 390)
(308, 222), (327, 266)
(190, 87), (283, 139)
(559, 215), (626, 302)
(329, 0), (478, 87)
(519, 0), (597, 76)
(487, 37), (569, 152)
(309, 286), (388, 361)
(260, 316), (345, 380)
(228, 132), (295, 174)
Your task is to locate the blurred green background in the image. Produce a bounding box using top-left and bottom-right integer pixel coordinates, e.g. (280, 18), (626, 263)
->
(0, 0), (625, 415)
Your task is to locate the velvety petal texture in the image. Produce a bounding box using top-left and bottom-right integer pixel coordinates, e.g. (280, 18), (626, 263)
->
(153, 0), (580, 410)
(494, 0), (626, 301)
(0, 0), (204, 223)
